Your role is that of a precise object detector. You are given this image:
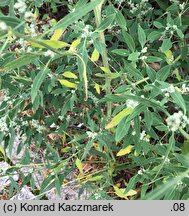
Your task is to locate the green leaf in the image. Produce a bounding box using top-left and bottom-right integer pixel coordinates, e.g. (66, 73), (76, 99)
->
(153, 21), (164, 29)
(161, 39), (172, 53)
(2, 54), (37, 71)
(122, 30), (135, 52)
(111, 49), (129, 57)
(115, 10), (127, 29)
(177, 29), (184, 39)
(105, 107), (134, 129)
(145, 56), (162, 63)
(156, 65), (171, 81)
(53, 0), (103, 30)
(173, 153), (189, 167)
(147, 31), (161, 43)
(170, 91), (186, 114)
(115, 117), (130, 142)
(138, 25), (146, 48)
(123, 62), (143, 79)
(96, 13), (116, 32)
(31, 61), (50, 104)
(0, 16), (23, 31)
(146, 65), (156, 82)
(128, 52), (139, 62)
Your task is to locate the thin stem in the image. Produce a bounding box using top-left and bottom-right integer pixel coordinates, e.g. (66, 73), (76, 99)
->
(93, 1), (112, 119)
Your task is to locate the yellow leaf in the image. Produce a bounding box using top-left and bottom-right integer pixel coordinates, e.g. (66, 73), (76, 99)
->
(50, 28), (64, 41)
(100, 66), (111, 73)
(59, 79), (77, 88)
(76, 158), (83, 175)
(70, 39), (81, 49)
(88, 175), (103, 181)
(91, 48), (99, 62)
(165, 50), (174, 65)
(114, 186), (137, 199)
(61, 147), (71, 153)
(116, 145), (134, 157)
(95, 82), (100, 94)
(63, 71), (78, 79)
(30, 40), (69, 49)
(0, 145), (6, 159)
(105, 107), (133, 129)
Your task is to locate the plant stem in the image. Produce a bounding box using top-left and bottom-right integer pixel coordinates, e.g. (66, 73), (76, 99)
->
(93, 1), (112, 119)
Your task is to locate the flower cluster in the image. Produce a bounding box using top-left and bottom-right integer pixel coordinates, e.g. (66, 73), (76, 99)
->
(44, 50), (55, 58)
(137, 167), (146, 175)
(0, 21), (8, 31)
(140, 130), (150, 142)
(81, 25), (93, 38)
(16, 38), (32, 53)
(139, 46), (148, 60)
(128, 0), (153, 16)
(166, 111), (189, 132)
(181, 84), (189, 94)
(126, 99), (139, 109)
(24, 11), (35, 22)
(14, 0), (27, 14)
(161, 84), (175, 97)
(31, 119), (45, 133)
(0, 116), (9, 135)
(86, 131), (97, 139)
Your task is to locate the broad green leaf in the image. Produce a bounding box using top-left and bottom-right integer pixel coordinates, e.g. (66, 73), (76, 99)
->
(156, 65), (171, 81)
(2, 54), (37, 71)
(0, 16), (23, 31)
(177, 29), (184, 39)
(123, 62), (143, 79)
(30, 40), (69, 49)
(156, 0), (169, 10)
(96, 13), (116, 32)
(115, 117), (130, 142)
(105, 107), (133, 129)
(128, 52), (140, 62)
(138, 25), (146, 48)
(122, 30), (135, 52)
(115, 10), (127, 29)
(31, 61), (50, 104)
(76, 158), (83, 175)
(161, 39), (172, 53)
(170, 91), (186, 114)
(147, 31), (161, 42)
(173, 153), (189, 167)
(111, 49), (129, 56)
(145, 56), (162, 63)
(63, 71), (78, 79)
(153, 21), (164, 29)
(53, 0), (103, 30)
(59, 79), (77, 89)
(117, 145), (134, 157)
(146, 65), (156, 82)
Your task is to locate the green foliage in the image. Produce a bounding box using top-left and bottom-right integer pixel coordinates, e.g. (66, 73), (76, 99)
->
(0, 0), (189, 200)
